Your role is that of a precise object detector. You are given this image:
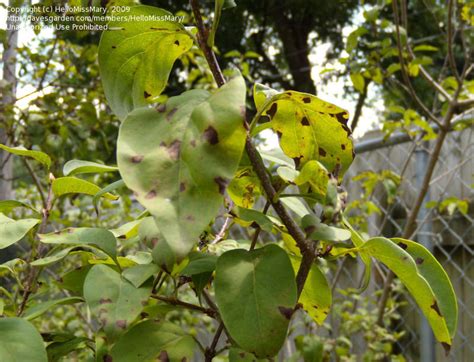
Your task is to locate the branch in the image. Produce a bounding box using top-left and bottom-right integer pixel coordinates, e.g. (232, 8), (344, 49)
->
(392, 0), (443, 129)
(350, 80), (370, 132)
(189, 0), (315, 297)
(447, 0), (460, 82)
(151, 295), (216, 318)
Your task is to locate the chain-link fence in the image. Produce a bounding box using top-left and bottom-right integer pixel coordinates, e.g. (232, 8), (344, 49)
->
(338, 123), (473, 361)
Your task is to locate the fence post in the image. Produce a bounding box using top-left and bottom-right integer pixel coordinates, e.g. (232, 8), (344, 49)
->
(416, 143), (436, 362)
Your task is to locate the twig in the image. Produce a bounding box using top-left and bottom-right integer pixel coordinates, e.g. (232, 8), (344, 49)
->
(205, 322), (224, 362)
(350, 80), (370, 131)
(447, 0), (460, 82)
(151, 295), (216, 318)
(22, 159), (46, 208)
(249, 201), (270, 250)
(189, 0), (315, 298)
(392, 0), (443, 129)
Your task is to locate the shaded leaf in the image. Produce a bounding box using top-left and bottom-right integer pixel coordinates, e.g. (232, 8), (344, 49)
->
(0, 200), (39, 214)
(215, 244), (297, 357)
(0, 213), (40, 249)
(109, 320), (195, 362)
(99, 5), (194, 120)
(38, 228), (117, 261)
(122, 264), (159, 288)
(0, 318), (47, 361)
(24, 297), (83, 321)
(117, 76), (246, 260)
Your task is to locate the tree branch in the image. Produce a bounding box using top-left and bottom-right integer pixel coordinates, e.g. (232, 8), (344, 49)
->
(189, 0), (315, 297)
(151, 295), (216, 318)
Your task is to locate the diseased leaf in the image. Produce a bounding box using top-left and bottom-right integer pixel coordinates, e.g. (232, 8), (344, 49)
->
(31, 246), (81, 267)
(302, 215), (350, 242)
(215, 244), (297, 358)
(253, 83), (354, 177)
(46, 335), (89, 362)
(63, 160), (118, 176)
(83, 264), (151, 341)
(181, 252), (218, 276)
(38, 228), (117, 261)
(109, 320), (195, 362)
(99, 5), (194, 120)
(93, 179), (125, 213)
(0, 318), (47, 361)
(228, 167), (261, 208)
(117, 76), (246, 260)
(360, 237), (457, 350)
(0, 213), (40, 249)
(289, 255), (331, 325)
(52, 177), (119, 200)
(391, 237), (457, 338)
(0, 144), (51, 168)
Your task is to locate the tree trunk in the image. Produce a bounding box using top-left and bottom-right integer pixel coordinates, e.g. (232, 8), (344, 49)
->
(0, 0), (20, 200)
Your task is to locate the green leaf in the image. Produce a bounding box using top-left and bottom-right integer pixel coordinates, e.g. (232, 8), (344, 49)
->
(56, 266), (92, 295)
(229, 348), (266, 361)
(83, 264), (151, 340)
(0, 200), (39, 214)
(181, 252), (218, 276)
(52, 177), (119, 200)
(235, 207), (273, 232)
(294, 160), (329, 201)
(31, 246), (80, 267)
(0, 144), (51, 168)
(341, 217), (371, 291)
(99, 5), (194, 120)
(109, 320), (195, 362)
(38, 228), (117, 261)
(215, 244), (297, 357)
(122, 264), (159, 288)
(350, 72), (365, 93)
(360, 237), (457, 350)
(289, 255), (331, 325)
(24, 297), (83, 321)
(302, 215), (351, 242)
(253, 83), (353, 177)
(413, 45), (438, 52)
(117, 76), (246, 260)
(0, 318), (47, 361)
(0, 213), (40, 249)
(93, 179), (125, 213)
(46, 335), (89, 362)
(63, 160), (118, 176)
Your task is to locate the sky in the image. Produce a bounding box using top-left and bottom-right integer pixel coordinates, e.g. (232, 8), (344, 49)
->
(0, 0), (382, 143)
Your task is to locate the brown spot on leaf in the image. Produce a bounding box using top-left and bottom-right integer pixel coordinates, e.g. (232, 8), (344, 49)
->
(190, 139), (196, 147)
(167, 140), (181, 160)
(131, 155), (144, 163)
(166, 107), (178, 121)
(398, 242), (408, 250)
(186, 215), (195, 222)
(144, 91), (151, 99)
(416, 257), (424, 265)
(150, 238), (159, 247)
(431, 301), (442, 317)
(214, 176), (228, 195)
(313, 305), (318, 309)
(158, 351), (170, 362)
(174, 40), (180, 46)
(302, 97), (311, 103)
(103, 355), (113, 362)
(140, 312), (149, 318)
(203, 126), (219, 145)
(179, 182), (186, 192)
(156, 103), (166, 113)
(266, 103), (278, 118)
(111, 45), (116, 49)
(276, 131), (282, 139)
(301, 117), (310, 126)
(293, 156), (302, 168)
(304, 225), (316, 235)
(116, 320), (127, 329)
(319, 147), (327, 157)
(278, 306), (293, 320)
(145, 190), (157, 199)
(441, 342), (451, 356)
(99, 298), (112, 304)
(335, 111), (349, 125)
(341, 144), (346, 150)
